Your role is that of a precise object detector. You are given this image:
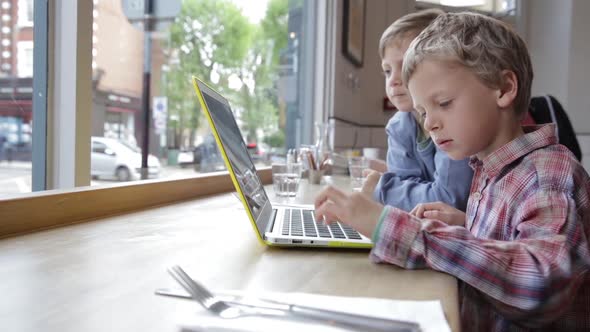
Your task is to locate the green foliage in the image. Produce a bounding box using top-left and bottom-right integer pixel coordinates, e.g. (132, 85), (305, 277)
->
(232, 0), (289, 142)
(163, 0), (289, 150)
(164, 0), (253, 148)
(263, 131), (285, 148)
(260, 0), (289, 67)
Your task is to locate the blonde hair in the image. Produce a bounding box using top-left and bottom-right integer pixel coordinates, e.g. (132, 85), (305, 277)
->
(402, 12), (533, 115)
(378, 8), (444, 59)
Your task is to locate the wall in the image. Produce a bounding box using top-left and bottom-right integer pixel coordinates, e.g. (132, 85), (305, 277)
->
(331, 0), (413, 153)
(525, 0), (590, 170)
(567, 1), (590, 131)
(567, 1), (590, 170)
(525, 0), (572, 109)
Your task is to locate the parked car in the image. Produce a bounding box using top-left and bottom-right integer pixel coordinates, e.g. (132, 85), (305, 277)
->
(246, 142), (269, 162)
(175, 134), (225, 173)
(177, 149), (195, 168)
(91, 136), (160, 181)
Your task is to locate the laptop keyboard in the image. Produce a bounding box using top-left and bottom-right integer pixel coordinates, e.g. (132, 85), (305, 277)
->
(281, 209), (363, 240)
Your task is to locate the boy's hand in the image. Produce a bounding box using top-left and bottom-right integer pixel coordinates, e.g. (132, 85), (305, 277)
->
(361, 170), (382, 196)
(368, 159), (387, 173)
(314, 186), (384, 238)
(410, 201), (466, 227)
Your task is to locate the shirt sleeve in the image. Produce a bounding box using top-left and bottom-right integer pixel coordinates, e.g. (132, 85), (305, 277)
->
(374, 112), (473, 212)
(370, 191), (590, 326)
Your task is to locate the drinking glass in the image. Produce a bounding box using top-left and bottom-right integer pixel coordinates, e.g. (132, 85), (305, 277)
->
(272, 163), (302, 197)
(348, 157), (369, 191)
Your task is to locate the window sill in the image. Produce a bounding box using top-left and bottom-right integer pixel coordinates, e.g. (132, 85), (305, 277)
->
(0, 167), (272, 238)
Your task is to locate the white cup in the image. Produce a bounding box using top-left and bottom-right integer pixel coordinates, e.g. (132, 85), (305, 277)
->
(272, 163), (302, 197)
(362, 147), (380, 160)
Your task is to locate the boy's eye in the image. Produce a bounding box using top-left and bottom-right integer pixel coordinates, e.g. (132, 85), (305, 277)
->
(439, 100), (452, 108)
(382, 70), (391, 77)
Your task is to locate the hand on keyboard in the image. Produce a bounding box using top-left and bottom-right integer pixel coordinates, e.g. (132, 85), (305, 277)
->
(314, 186), (384, 238)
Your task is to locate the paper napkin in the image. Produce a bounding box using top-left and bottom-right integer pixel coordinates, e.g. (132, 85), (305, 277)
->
(179, 291), (451, 332)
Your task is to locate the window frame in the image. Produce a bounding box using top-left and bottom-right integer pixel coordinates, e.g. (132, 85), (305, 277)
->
(31, 0), (48, 191)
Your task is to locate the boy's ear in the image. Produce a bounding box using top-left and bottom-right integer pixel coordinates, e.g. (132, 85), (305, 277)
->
(496, 70), (518, 109)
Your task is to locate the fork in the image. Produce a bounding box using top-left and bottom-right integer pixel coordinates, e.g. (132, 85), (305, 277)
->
(167, 265), (421, 332)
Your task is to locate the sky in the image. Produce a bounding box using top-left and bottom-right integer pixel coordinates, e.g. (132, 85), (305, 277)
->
(230, 0), (269, 23)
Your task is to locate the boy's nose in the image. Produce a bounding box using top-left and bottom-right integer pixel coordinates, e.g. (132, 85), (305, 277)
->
(389, 67), (403, 87)
(423, 115), (439, 132)
(388, 75), (402, 87)
(391, 70), (402, 86)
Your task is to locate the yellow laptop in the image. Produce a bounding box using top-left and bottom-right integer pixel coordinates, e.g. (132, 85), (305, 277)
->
(192, 77), (372, 249)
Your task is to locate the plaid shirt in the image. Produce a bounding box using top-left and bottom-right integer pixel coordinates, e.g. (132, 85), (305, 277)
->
(370, 125), (590, 331)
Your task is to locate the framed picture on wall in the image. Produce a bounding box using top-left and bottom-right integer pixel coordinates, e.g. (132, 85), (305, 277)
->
(342, 0), (366, 67)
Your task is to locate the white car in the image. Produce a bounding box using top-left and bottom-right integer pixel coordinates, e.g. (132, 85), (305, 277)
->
(91, 136), (160, 181)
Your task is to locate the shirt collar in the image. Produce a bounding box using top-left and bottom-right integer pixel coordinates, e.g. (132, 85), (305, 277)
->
(468, 124), (558, 177)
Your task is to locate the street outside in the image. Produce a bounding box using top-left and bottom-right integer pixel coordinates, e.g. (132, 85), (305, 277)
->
(0, 161), (206, 197)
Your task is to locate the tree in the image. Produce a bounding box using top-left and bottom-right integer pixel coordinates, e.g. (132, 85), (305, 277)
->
(164, 0), (253, 149)
(163, 0), (289, 149)
(232, 0), (289, 144)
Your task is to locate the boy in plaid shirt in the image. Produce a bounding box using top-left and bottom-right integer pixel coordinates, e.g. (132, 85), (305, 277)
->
(315, 12), (590, 331)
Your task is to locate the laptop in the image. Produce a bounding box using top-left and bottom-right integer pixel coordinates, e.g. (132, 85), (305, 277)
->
(192, 77), (372, 249)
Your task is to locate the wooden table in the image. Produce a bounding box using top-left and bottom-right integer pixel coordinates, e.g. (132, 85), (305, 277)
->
(0, 176), (459, 332)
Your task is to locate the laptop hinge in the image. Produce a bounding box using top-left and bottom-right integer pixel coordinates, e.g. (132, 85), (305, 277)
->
(265, 208), (277, 234)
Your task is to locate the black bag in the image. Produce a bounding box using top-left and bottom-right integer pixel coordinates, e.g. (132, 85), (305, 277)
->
(529, 95), (582, 161)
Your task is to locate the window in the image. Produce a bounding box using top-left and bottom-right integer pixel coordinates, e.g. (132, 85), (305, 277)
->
(0, 0), (324, 197)
(91, 141), (107, 154)
(416, 0), (516, 15)
(89, 0), (317, 185)
(415, 0), (519, 31)
(17, 0), (33, 27)
(0, 0), (34, 196)
(17, 40), (33, 77)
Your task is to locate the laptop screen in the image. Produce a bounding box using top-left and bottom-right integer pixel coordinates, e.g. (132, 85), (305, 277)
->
(197, 81), (270, 226)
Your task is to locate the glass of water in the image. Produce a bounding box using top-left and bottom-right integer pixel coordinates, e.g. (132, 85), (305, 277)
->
(272, 163), (302, 197)
(348, 156), (369, 191)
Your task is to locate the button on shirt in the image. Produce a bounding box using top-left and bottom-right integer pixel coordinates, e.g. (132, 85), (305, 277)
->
(370, 125), (590, 331)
